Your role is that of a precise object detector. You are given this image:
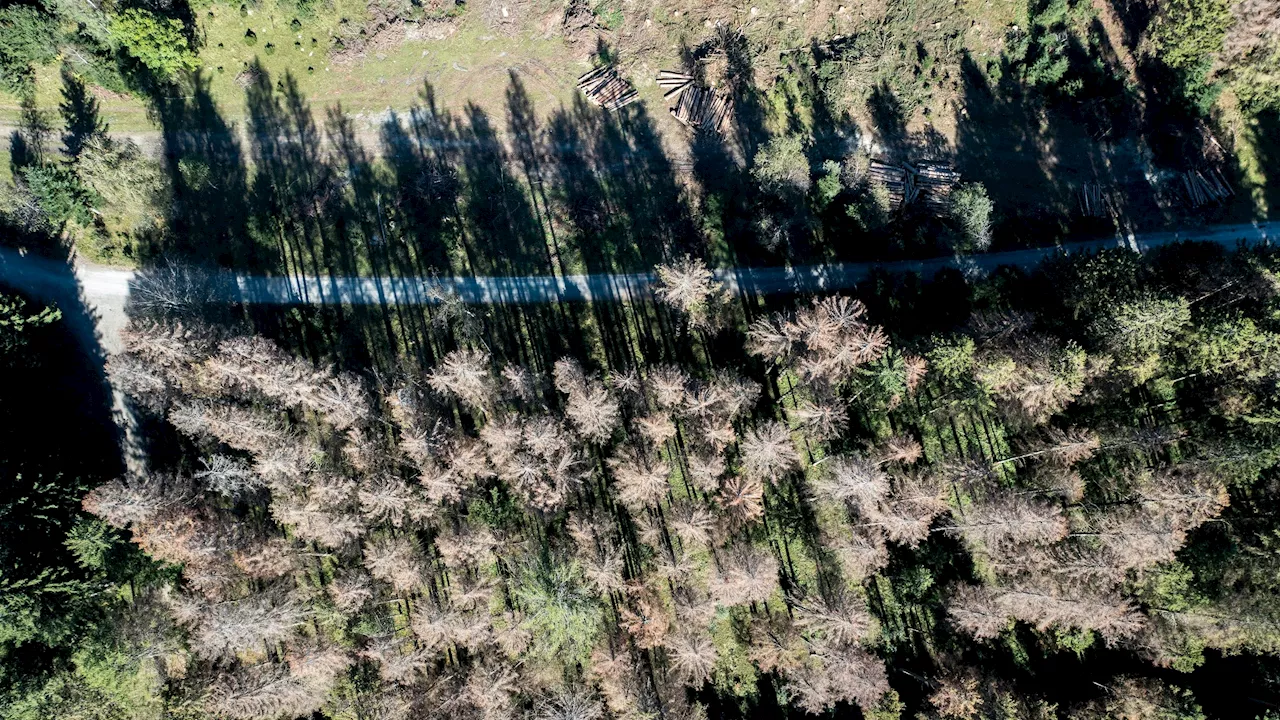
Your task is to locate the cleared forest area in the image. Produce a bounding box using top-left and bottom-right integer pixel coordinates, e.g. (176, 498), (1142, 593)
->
(2, 0), (1279, 262)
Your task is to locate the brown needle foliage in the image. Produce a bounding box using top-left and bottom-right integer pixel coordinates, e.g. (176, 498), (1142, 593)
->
(428, 349), (498, 411)
(83, 473), (189, 529)
(608, 445), (670, 510)
(201, 336), (369, 429)
(870, 472), (949, 546)
(668, 501), (716, 546)
(811, 455), (889, 509)
(949, 582), (1147, 641)
(363, 535), (427, 594)
(357, 476), (419, 528)
(749, 296), (891, 385)
(554, 358), (621, 444)
(647, 365), (690, 410)
(952, 491), (1069, 550)
(1004, 426), (1100, 467)
(791, 397), (849, 444)
(653, 255), (724, 328)
(876, 434), (924, 465)
(684, 451), (726, 493)
(619, 589), (671, 650)
(830, 527), (891, 580)
(717, 474), (765, 527)
(635, 412), (678, 449)
(738, 420), (799, 482)
(664, 628), (717, 684)
(711, 544), (779, 606)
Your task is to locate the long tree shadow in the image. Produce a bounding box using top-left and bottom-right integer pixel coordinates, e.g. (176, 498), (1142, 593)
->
(8, 95), (52, 176)
(133, 61), (938, 386)
(149, 71), (259, 266)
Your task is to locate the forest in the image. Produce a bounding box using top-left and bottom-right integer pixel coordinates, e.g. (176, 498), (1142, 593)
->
(2, 0), (1280, 717)
(6, 239), (1280, 719)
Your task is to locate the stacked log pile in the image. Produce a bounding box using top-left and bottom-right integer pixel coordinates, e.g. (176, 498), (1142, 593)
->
(577, 65), (638, 111)
(1078, 182), (1112, 218)
(657, 70), (694, 100)
(868, 160), (911, 208)
(868, 159), (960, 214)
(1180, 168), (1233, 208)
(914, 161), (961, 214)
(657, 70), (732, 134)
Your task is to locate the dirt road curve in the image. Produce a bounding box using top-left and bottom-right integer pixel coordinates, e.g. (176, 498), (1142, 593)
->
(0, 220), (1274, 354)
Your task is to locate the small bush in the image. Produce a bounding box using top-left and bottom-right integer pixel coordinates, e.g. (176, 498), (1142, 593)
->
(21, 165), (94, 226)
(177, 158), (212, 191)
(263, 42), (275, 54)
(752, 135), (811, 197)
(816, 159), (843, 208)
(290, 17), (302, 31)
(593, 0), (624, 30)
(243, 28), (257, 46)
(846, 182), (893, 231)
(949, 182), (994, 251)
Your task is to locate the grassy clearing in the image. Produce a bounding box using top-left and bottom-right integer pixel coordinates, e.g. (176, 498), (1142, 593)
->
(2, 0), (584, 133)
(3, 0), (1036, 144)
(2, 0), (1272, 274)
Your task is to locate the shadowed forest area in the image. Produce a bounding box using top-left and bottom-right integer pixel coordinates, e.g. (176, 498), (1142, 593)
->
(19, 212), (1280, 720)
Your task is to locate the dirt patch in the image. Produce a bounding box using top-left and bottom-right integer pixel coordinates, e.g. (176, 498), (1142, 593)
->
(469, 0), (560, 37)
(405, 20), (459, 40)
(235, 65), (263, 88)
(90, 85), (132, 102)
(331, 2), (460, 67)
(538, 9), (564, 38)
(331, 21), (409, 65)
(561, 0), (601, 52)
(478, 0), (520, 35)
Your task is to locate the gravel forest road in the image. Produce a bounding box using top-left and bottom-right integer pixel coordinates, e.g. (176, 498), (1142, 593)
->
(0, 220), (1274, 355)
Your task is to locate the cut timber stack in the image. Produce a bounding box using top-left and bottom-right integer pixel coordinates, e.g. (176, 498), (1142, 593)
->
(577, 65), (638, 111)
(656, 70), (694, 100)
(914, 161), (961, 215)
(1078, 182), (1112, 218)
(868, 159), (960, 213)
(868, 160), (911, 208)
(1180, 167), (1233, 208)
(658, 70), (732, 134)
